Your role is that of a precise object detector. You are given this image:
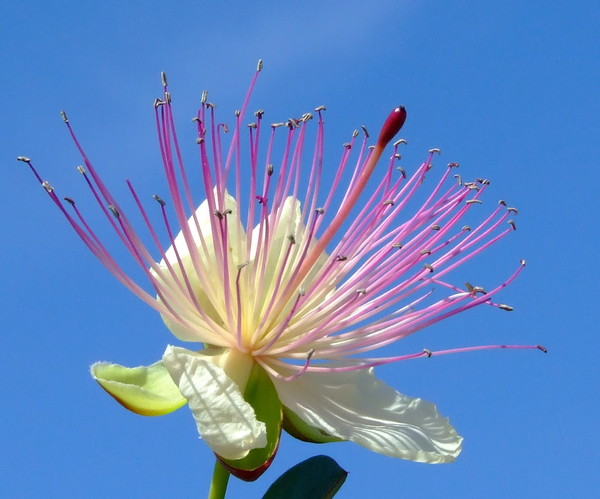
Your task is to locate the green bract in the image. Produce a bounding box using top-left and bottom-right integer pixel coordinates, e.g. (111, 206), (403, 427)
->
(90, 361), (186, 416)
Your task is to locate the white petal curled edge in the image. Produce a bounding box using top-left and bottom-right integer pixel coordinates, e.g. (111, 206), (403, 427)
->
(271, 367), (462, 463)
(162, 346), (267, 460)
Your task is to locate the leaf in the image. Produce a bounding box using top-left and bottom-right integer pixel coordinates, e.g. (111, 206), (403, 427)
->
(262, 455), (347, 499)
(91, 360), (186, 416)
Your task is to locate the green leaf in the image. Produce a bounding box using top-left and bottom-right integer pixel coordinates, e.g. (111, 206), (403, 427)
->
(91, 360), (186, 416)
(282, 406), (344, 444)
(219, 362), (283, 481)
(262, 455), (348, 499)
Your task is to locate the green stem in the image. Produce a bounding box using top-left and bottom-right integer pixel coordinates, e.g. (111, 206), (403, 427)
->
(208, 460), (230, 499)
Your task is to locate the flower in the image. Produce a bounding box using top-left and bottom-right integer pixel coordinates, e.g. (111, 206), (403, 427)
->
(20, 62), (543, 480)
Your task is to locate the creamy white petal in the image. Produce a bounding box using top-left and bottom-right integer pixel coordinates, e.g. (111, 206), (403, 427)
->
(162, 346), (266, 460)
(163, 189), (244, 264)
(157, 190), (245, 342)
(249, 197), (331, 321)
(271, 367), (462, 463)
(250, 197), (303, 288)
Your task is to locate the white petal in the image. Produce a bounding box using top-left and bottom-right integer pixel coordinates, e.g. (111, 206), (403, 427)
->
(163, 189), (243, 265)
(156, 190), (245, 342)
(162, 346), (266, 460)
(271, 367), (462, 463)
(249, 197), (331, 317)
(250, 197), (303, 285)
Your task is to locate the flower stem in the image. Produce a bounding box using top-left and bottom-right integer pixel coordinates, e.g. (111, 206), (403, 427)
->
(208, 460), (230, 499)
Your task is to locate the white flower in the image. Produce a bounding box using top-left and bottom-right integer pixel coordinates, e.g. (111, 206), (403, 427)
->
(23, 63), (542, 480)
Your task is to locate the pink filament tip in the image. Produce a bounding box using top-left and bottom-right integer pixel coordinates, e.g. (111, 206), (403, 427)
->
(377, 106), (407, 147)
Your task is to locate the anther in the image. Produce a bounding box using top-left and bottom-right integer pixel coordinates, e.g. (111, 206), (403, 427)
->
(153, 98), (165, 108)
(196, 138), (204, 144)
(397, 167), (406, 178)
(499, 200), (507, 206)
(271, 122), (285, 128)
(315, 207), (325, 214)
(221, 124), (229, 133)
(77, 165), (86, 174)
(394, 153), (402, 160)
(343, 142), (352, 149)
(466, 199), (482, 205)
(392, 243), (403, 249)
(423, 263), (434, 272)
(537, 345), (548, 353)
(393, 138), (408, 146)
(205, 102), (216, 109)
(64, 197), (75, 205)
(17, 156), (31, 163)
(153, 194), (166, 206)
(420, 249), (432, 256)
(300, 112), (312, 122)
(256, 59), (263, 72)
(356, 288), (367, 295)
(498, 304), (514, 311)
(361, 125), (369, 137)
(201, 90), (208, 104)
(429, 148), (441, 155)
(213, 209), (232, 220)
(465, 282), (474, 293)
(507, 207), (518, 214)
(431, 225), (440, 231)
(234, 110), (241, 117)
(287, 235), (296, 244)
(480, 179), (490, 185)
(454, 174), (462, 185)
(315, 105), (326, 112)
(41, 181), (53, 192)
(237, 262), (249, 270)
(448, 162), (460, 168)
(287, 118), (299, 129)
(60, 111), (69, 123)
(520, 258), (527, 266)
(462, 225), (471, 231)
(336, 255), (347, 262)
(191, 116), (200, 122)
(508, 219), (517, 230)
(248, 122), (257, 128)
(255, 109), (265, 118)
(423, 349), (432, 358)
(161, 72), (168, 86)
(368, 145), (375, 150)
(383, 200), (394, 206)
(164, 92), (171, 103)
(471, 286), (487, 295)
(267, 164), (274, 176)
(108, 205), (120, 218)
(352, 130), (359, 138)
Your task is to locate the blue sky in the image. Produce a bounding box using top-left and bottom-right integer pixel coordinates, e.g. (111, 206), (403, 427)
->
(2, 0), (598, 497)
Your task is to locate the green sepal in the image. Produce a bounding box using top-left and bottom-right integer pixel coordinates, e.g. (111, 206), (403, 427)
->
(91, 360), (186, 416)
(219, 362), (283, 481)
(283, 406), (344, 444)
(262, 455), (348, 499)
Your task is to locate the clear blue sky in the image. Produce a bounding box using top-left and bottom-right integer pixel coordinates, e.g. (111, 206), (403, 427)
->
(2, 1), (598, 497)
